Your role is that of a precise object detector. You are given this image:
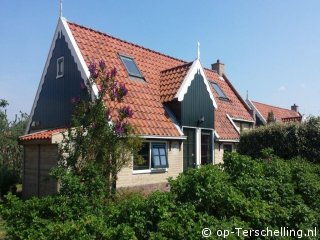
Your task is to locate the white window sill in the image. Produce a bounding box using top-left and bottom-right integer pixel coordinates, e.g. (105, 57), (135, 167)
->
(132, 168), (168, 175)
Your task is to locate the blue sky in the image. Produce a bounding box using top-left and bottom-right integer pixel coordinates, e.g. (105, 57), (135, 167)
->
(1, 0), (319, 120)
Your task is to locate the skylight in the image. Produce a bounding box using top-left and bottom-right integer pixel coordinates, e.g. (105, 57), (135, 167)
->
(211, 82), (228, 100)
(120, 55), (143, 79)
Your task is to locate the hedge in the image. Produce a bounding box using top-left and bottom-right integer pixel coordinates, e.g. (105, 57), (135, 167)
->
(238, 116), (320, 163)
(1, 153), (320, 239)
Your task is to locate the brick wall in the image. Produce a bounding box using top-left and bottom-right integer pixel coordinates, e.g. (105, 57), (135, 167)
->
(117, 141), (183, 188)
(214, 142), (237, 164)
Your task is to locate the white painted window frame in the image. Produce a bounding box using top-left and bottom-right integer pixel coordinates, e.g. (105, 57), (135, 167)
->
(56, 56), (64, 79)
(132, 140), (169, 174)
(182, 126), (215, 167)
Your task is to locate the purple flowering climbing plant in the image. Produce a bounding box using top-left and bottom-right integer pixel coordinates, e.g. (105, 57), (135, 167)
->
(58, 60), (142, 197)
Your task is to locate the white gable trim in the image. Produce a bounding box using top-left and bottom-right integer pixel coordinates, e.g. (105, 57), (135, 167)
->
(26, 17), (97, 133)
(60, 18), (99, 97)
(174, 59), (218, 109)
(246, 99), (267, 124)
(164, 106), (184, 136)
(226, 114), (240, 134)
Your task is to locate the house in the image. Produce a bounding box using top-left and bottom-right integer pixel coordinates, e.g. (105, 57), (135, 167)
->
(246, 99), (302, 125)
(19, 17), (254, 198)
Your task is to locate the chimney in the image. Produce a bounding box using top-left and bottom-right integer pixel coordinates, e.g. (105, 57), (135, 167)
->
(291, 104), (299, 112)
(211, 59), (225, 76)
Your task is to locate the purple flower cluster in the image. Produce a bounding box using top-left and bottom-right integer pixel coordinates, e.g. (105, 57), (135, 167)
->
(70, 96), (81, 104)
(99, 60), (106, 71)
(88, 63), (97, 78)
(70, 97), (76, 104)
(80, 82), (86, 90)
(109, 82), (128, 102)
(115, 121), (124, 135)
(118, 83), (128, 98)
(111, 67), (117, 78)
(119, 106), (134, 119)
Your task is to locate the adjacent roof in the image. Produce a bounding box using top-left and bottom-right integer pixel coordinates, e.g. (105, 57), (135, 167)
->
(20, 128), (65, 141)
(251, 101), (302, 123)
(206, 72), (254, 139)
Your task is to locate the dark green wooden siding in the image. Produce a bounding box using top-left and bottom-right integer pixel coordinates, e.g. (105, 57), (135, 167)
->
(181, 72), (214, 128)
(30, 33), (86, 132)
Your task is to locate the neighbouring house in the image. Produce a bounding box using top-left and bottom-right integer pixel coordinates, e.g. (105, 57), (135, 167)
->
(19, 17), (254, 198)
(246, 99), (302, 125)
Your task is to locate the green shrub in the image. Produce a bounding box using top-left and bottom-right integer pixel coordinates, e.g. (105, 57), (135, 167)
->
(239, 117), (320, 163)
(0, 166), (19, 198)
(2, 153), (320, 239)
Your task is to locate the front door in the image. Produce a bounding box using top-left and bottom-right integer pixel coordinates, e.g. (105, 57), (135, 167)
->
(183, 128), (196, 171)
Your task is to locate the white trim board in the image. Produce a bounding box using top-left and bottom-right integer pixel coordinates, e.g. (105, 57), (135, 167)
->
(226, 114), (240, 134)
(26, 17), (97, 133)
(246, 99), (267, 124)
(175, 59), (218, 109)
(215, 139), (240, 143)
(164, 106), (184, 136)
(139, 135), (187, 140)
(231, 117), (255, 123)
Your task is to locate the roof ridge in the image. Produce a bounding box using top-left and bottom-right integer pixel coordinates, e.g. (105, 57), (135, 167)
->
(67, 20), (187, 64)
(160, 61), (192, 73)
(252, 100), (295, 112)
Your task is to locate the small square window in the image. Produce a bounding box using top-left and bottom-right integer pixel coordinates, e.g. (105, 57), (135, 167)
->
(56, 57), (64, 78)
(119, 55), (143, 79)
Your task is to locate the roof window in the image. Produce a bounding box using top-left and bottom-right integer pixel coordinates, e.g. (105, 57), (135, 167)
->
(211, 82), (228, 100)
(120, 55), (143, 79)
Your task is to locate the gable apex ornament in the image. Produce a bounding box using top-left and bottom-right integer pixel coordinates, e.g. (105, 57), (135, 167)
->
(197, 41), (200, 60)
(60, 0), (63, 17)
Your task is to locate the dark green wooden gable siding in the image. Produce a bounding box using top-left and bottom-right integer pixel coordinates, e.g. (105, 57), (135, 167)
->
(30, 33), (86, 132)
(181, 72), (214, 128)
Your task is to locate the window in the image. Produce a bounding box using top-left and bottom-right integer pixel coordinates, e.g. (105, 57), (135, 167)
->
(151, 143), (168, 168)
(56, 57), (64, 78)
(223, 144), (232, 153)
(119, 55), (143, 78)
(234, 121), (253, 133)
(201, 130), (212, 165)
(211, 82), (228, 100)
(133, 143), (149, 170)
(133, 142), (168, 171)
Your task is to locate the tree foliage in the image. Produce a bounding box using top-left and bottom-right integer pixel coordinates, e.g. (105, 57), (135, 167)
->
(238, 116), (320, 163)
(53, 61), (141, 199)
(0, 99), (28, 197)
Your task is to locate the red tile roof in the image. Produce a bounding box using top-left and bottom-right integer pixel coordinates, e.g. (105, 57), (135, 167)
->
(206, 72), (254, 139)
(251, 101), (302, 123)
(67, 21), (253, 140)
(69, 22), (185, 137)
(160, 62), (192, 102)
(20, 128), (65, 141)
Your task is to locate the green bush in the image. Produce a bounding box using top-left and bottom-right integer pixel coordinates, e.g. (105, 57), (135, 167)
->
(1, 153), (320, 239)
(0, 166), (19, 198)
(238, 116), (320, 163)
